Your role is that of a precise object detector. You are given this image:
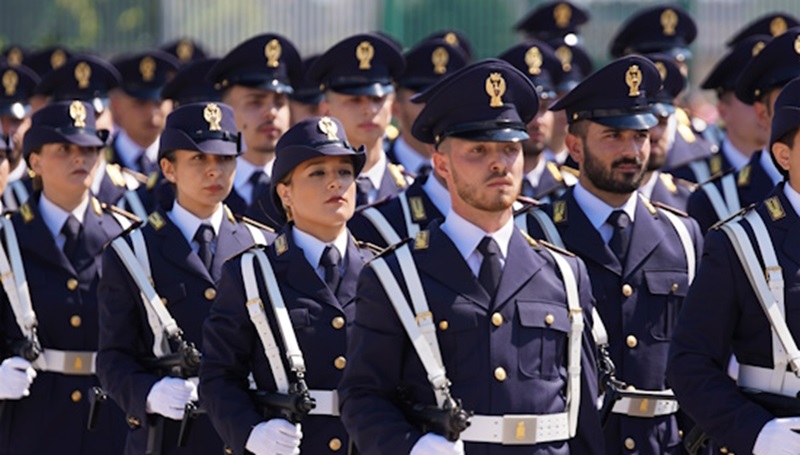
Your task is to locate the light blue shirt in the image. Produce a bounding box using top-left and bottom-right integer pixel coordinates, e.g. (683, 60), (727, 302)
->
(573, 182), (638, 244)
(167, 201), (224, 254)
(440, 209), (514, 278)
(292, 226), (348, 281)
(39, 193), (90, 250)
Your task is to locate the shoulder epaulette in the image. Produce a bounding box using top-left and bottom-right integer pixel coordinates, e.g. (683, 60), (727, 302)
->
(91, 197), (103, 215)
(559, 165), (579, 178)
(638, 193), (657, 216)
(539, 239), (574, 257)
(236, 215), (275, 234)
(19, 203), (34, 223)
(737, 164), (752, 187)
(658, 172), (678, 194)
(105, 163), (128, 187)
(146, 172), (160, 190)
(697, 166), (736, 187)
(354, 238), (384, 255)
(545, 161), (564, 183)
(366, 236), (414, 264)
(120, 167), (150, 185)
(147, 212), (166, 230)
(387, 163), (410, 189)
(513, 196), (541, 216)
(710, 203), (757, 231)
(101, 202), (142, 224)
(652, 201), (689, 218)
(518, 229), (540, 249)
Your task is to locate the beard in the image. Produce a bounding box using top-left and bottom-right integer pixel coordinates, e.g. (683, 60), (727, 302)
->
(451, 165), (520, 212)
(582, 142), (646, 194)
(646, 148), (667, 171)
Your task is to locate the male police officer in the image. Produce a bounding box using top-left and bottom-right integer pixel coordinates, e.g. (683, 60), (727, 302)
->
(0, 62), (38, 210)
(667, 75), (800, 455)
(339, 59), (603, 455)
(533, 55), (703, 454)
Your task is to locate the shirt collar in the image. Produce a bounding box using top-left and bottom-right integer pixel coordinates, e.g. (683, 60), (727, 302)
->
(525, 157), (547, 189)
(638, 171), (660, 200)
(720, 137), (749, 171)
(292, 225), (349, 270)
(167, 201), (224, 246)
(360, 151), (387, 189)
(116, 129), (159, 171)
(783, 183), (800, 219)
(440, 209), (514, 263)
(39, 193), (90, 239)
(759, 147), (784, 186)
(393, 136), (431, 175)
(234, 155), (273, 187)
(421, 173), (451, 216)
(573, 181), (637, 233)
(7, 160), (27, 182)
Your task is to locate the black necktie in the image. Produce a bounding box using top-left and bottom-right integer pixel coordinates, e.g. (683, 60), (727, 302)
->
(608, 210), (631, 264)
(61, 215), (84, 267)
(477, 237), (502, 299)
(249, 171), (269, 204)
(356, 177), (374, 206)
(320, 245), (342, 292)
(194, 224), (215, 272)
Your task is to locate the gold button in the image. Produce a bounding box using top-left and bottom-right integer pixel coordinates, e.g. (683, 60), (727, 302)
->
(67, 278), (78, 291)
(622, 284), (633, 297)
(624, 437), (635, 450)
(491, 312), (503, 327)
(671, 283), (679, 293)
(439, 320), (449, 331)
(679, 430), (683, 439)
(331, 316), (345, 330)
(544, 314), (555, 326)
(70, 315), (81, 328)
(224, 449), (233, 455)
(719, 448), (728, 454)
(334, 356), (347, 370)
(329, 438), (342, 451)
(204, 288), (217, 300)
(494, 367), (507, 382)
(127, 416), (141, 428)
(71, 390), (82, 402)
(626, 335), (638, 349)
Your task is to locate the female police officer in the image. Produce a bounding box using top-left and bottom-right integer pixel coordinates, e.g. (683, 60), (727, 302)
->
(200, 116), (373, 455)
(0, 100), (128, 453)
(96, 101), (273, 454)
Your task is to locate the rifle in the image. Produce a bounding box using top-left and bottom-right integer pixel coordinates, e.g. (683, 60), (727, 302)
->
(397, 387), (472, 442)
(0, 330), (42, 421)
(144, 338), (202, 455)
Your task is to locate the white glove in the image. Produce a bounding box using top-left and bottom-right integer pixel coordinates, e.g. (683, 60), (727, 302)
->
(410, 433), (465, 455)
(0, 356), (36, 400)
(145, 377), (198, 420)
(245, 419), (302, 455)
(753, 417), (800, 455)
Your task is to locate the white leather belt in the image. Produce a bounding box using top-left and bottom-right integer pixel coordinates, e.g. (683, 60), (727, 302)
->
(460, 412), (569, 445)
(739, 365), (800, 398)
(611, 393), (679, 417)
(308, 389), (339, 416)
(40, 350), (96, 375)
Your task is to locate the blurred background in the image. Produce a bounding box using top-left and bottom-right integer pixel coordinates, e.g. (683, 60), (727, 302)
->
(0, 0), (796, 95)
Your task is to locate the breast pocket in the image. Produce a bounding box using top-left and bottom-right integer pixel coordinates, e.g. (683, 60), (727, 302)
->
(436, 303), (479, 381)
(645, 270), (688, 341)
(516, 300), (570, 380)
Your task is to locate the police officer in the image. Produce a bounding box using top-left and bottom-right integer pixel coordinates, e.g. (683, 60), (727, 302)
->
(206, 33), (302, 227)
(97, 102), (271, 454)
(534, 55), (703, 454)
(347, 39), (468, 248)
(514, 1), (590, 46)
(499, 40), (576, 202)
(686, 28), (800, 233)
(310, 32), (410, 207)
(639, 54), (695, 211)
(161, 58), (221, 108)
(725, 12), (799, 47)
(0, 62), (39, 210)
(422, 30), (474, 62)
(0, 100), (128, 453)
(201, 116), (373, 454)
(289, 55), (324, 126)
(339, 59), (603, 454)
(160, 38), (208, 67)
(109, 50), (179, 177)
(667, 75), (800, 455)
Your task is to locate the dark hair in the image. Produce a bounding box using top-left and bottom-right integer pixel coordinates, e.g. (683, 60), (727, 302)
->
(160, 149), (177, 163)
(776, 126), (800, 149)
(568, 119), (588, 138)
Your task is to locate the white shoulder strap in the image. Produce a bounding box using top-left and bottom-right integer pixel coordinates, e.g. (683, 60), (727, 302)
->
(721, 173), (742, 215)
(701, 174), (741, 222)
(540, 245), (583, 437)
(688, 160), (711, 184)
(242, 222), (268, 246)
(721, 214), (800, 382)
(397, 192), (420, 240)
(0, 217), (36, 343)
(658, 209), (697, 283)
(120, 191), (149, 223)
(361, 207), (403, 245)
(530, 208), (566, 249)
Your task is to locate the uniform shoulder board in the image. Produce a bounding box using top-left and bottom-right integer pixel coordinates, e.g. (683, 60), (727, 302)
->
(147, 212), (167, 230)
(237, 215), (275, 234)
(91, 197), (103, 215)
(101, 202), (142, 224)
(105, 163), (128, 187)
(710, 203), (757, 231)
(387, 163), (410, 189)
(697, 166), (736, 187)
(513, 195), (541, 216)
(121, 167), (150, 185)
(545, 161), (564, 183)
(539, 239), (574, 257)
(366, 236), (413, 264)
(658, 172), (679, 194)
(637, 193), (657, 216)
(559, 165), (579, 178)
(652, 201), (689, 218)
(674, 176), (697, 192)
(518, 229), (540, 249)
(353, 237), (384, 255)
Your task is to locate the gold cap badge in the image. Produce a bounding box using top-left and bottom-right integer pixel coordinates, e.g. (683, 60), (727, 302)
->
(625, 65), (642, 97)
(485, 72), (506, 107)
(2, 70), (17, 96)
(795, 35), (800, 55)
(69, 101), (87, 128)
(7, 48), (22, 66)
(555, 46), (572, 72)
(356, 41), (375, 70)
(444, 32), (458, 46)
(203, 103), (222, 131)
(661, 9), (678, 36)
(318, 116), (339, 140)
(75, 62), (92, 89)
(525, 46), (543, 75)
(752, 41), (766, 57)
(51, 49), (67, 70)
(265, 39), (282, 68)
(655, 61), (667, 81)
(771, 17), (788, 37)
(554, 3), (572, 28)
(176, 39), (194, 62)
(432, 47), (449, 75)
(140, 57), (156, 82)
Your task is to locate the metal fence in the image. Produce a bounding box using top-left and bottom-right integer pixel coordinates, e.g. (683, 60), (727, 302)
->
(0, 0), (798, 87)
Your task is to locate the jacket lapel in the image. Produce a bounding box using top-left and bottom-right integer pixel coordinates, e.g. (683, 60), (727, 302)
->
(556, 191), (622, 276)
(152, 210), (214, 285)
(493, 230), (545, 311)
(623, 198), (664, 276)
(273, 226), (342, 311)
(16, 197), (75, 274)
(336, 236), (366, 304)
(211, 214), (254, 282)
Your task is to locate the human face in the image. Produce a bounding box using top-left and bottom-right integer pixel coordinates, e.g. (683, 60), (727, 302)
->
(161, 150), (236, 219)
(29, 143), (100, 196)
(277, 156), (356, 241)
(434, 138), (522, 216)
(719, 92), (768, 148)
(524, 97), (554, 157)
(109, 91), (170, 147)
(647, 115), (670, 171)
(321, 92), (394, 150)
(570, 121), (650, 196)
(772, 129), (800, 193)
(392, 88), (428, 157)
(2, 115), (26, 169)
(753, 88), (782, 134)
(225, 86), (290, 155)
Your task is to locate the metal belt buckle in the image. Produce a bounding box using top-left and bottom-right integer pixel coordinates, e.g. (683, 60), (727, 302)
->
(626, 398), (658, 418)
(501, 415), (538, 445)
(63, 352), (94, 375)
(765, 265), (782, 283)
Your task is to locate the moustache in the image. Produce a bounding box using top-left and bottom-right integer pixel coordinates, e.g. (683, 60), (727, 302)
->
(612, 157), (643, 168)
